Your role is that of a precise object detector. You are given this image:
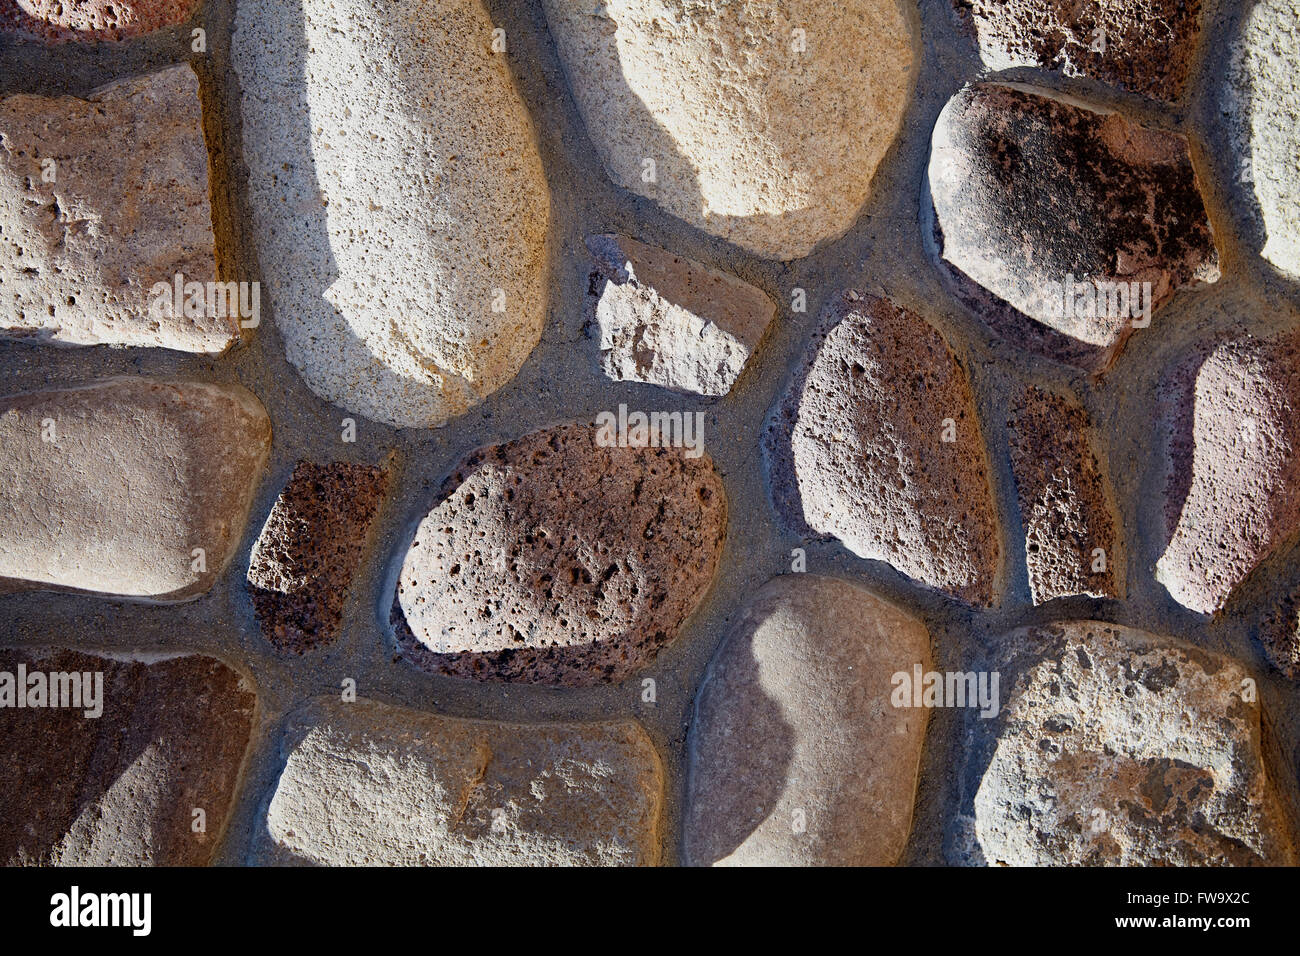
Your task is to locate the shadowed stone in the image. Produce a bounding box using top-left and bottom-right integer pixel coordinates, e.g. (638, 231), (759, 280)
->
(0, 0), (198, 42)
(393, 422), (726, 685)
(926, 83), (1219, 373)
(585, 233), (774, 397)
(764, 291), (1000, 606)
(0, 649), (257, 866)
(261, 698), (662, 866)
(973, 622), (1292, 866)
(684, 574), (931, 866)
(0, 378), (271, 601)
(1260, 593), (1300, 681)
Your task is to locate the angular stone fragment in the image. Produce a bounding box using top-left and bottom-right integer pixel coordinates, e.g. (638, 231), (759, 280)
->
(1223, 0), (1300, 281)
(973, 622), (1292, 866)
(542, 0), (917, 260)
(0, 378), (271, 601)
(764, 291), (1000, 605)
(262, 698), (662, 866)
(586, 234), (774, 397)
(393, 422), (726, 685)
(0, 65), (231, 352)
(1157, 333), (1300, 615)
(247, 461), (388, 654)
(951, 0), (1203, 103)
(0, 649), (257, 866)
(1007, 386), (1120, 604)
(684, 574), (931, 866)
(926, 83), (1219, 373)
(233, 0), (551, 428)
(0, 0), (196, 42)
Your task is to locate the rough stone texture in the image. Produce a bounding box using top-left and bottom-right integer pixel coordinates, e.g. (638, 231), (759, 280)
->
(765, 291), (1000, 606)
(262, 698), (662, 866)
(0, 0), (197, 42)
(233, 0), (551, 428)
(0, 65), (231, 352)
(0, 378), (271, 601)
(585, 233), (774, 397)
(684, 574), (931, 866)
(973, 622), (1292, 866)
(393, 422), (726, 685)
(247, 461), (388, 654)
(541, 0), (917, 261)
(1157, 333), (1300, 615)
(1260, 594), (1300, 681)
(1224, 0), (1300, 281)
(0, 648), (257, 866)
(951, 0), (1203, 103)
(926, 83), (1220, 374)
(1007, 386), (1120, 604)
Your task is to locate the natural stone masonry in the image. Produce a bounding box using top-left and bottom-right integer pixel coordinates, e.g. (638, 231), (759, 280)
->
(0, 0), (198, 42)
(262, 698), (662, 866)
(973, 622), (1291, 866)
(951, 0), (1203, 103)
(1260, 594), (1300, 681)
(1157, 332), (1300, 615)
(1223, 0), (1300, 281)
(684, 574), (931, 866)
(394, 422), (726, 685)
(233, 0), (551, 428)
(0, 378), (271, 601)
(542, 0), (917, 261)
(0, 649), (257, 866)
(0, 65), (232, 353)
(247, 461), (388, 654)
(765, 291), (1000, 606)
(1007, 386), (1120, 604)
(926, 83), (1220, 374)
(585, 233), (775, 397)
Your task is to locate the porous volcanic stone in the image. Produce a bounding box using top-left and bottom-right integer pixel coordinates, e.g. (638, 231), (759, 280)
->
(0, 649), (257, 866)
(951, 0), (1203, 103)
(1157, 333), (1300, 615)
(0, 378), (271, 601)
(247, 461), (388, 653)
(764, 291), (1000, 606)
(393, 422), (726, 685)
(926, 83), (1219, 373)
(0, 0), (197, 42)
(261, 698), (662, 866)
(684, 574), (931, 866)
(1007, 386), (1120, 604)
(541, 0), (917, 260)
(1224, 0), (1300, 281)
(0, 65), (232, 352)
(233, 0), (551, 429)
(1260, 593), (1300, 681)
(586, 233), (774, 397)
(973, 622), (1292, 866)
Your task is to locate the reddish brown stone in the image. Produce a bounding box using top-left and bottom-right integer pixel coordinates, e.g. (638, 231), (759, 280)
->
(0, 0), (198, 42)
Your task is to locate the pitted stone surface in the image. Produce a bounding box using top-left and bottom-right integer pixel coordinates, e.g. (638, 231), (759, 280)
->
(765, 291), (1000, 606)
(1260, 594), (1300, 681)
(233, 0), (551, 428)
(0, 378), (271, 601)
(393, 422), (726, 685)
(951, 0), (1203, 102)
(541, 0), (917, 261)
(1224, 0), (1300, 281)
(586, 233), (774, 397)
(927, 83), (1219, 373)
(247, 461), (388, 654)
(684, 574), (931, 866)
(262, 698), (662, 866)
(973, 622), (1291, 866)
(0, 649), (257, 866)
(0, 0), (197, 42)
(1007, 386), (1120, 604)
(1157, 333), (1300, 615)
(0, 66), (231, 352)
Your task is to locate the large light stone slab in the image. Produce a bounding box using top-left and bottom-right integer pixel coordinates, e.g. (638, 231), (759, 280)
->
(542, 0), (917, 260)
(233, 0), (551, 428)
